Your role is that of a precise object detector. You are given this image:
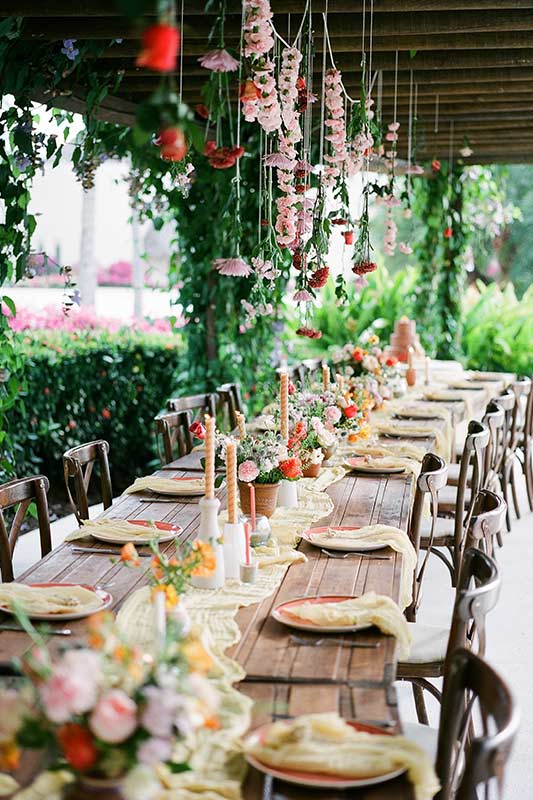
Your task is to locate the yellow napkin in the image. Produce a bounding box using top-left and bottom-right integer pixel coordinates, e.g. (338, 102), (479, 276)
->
(124, 476), (205, 495)
(285, 591), (411, 658)
(246, 713), (439, 800)
(0, 584), (103, 616)
(424, 390), (474, 418)
(65, 517), (175, 543)
(373, 421), (448, 461)
(341, 441), (427, 462)
(0, 775), (19, 797)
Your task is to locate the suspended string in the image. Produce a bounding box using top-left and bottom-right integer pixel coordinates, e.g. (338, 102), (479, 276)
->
(178, 0), (184, 103)
(258, 128), (263, 243)
(322, 13), (356, 103)
(367, 0), (374, 98)
(407, 68), (413, 169)
(448, 119), (454, 178)
(434, 93), (439, 134)
(393, 50), (399, 123)
(270, 0), (311, 49)
(319, 0), (328, 167)
(377, 69), (383, 121)
(234, 0), (245, 255)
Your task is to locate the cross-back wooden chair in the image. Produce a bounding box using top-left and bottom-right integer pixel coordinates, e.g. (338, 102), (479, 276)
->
(398, 506), (504, 725)
(155, 409), (194, 465)
(216, 382), (244, 430)
(517, 379), (533, 512)
(435, 648), (518, 800)
(63, 440), (113, 525)
(302, 357), (323, 383)
(419, 420), (490, 586)
(166, 392), (218, 419)
(464, 489), (507, 561)
(275, 365), (306, 389)
(494, 389), (515, 530)
(0, 476), (51, 582)
(503, 376), (532, 524)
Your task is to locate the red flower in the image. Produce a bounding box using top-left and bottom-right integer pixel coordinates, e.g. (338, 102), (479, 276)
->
(352, 348), (364, 362)
(308, 266), (329, 289)
(204, 141), (244, 169)
(294, 183), (309, 195)
(189, 421), (206, 439)
(68, 420), (77, 430)
(280, 457), (303, 480)
(292, 251), (305, 270)
(57, 724), (98, 772)
(102, 408), (111, 420)
(352, 260), (377, 276)
(288, 380), (296, 395)
(331, 218), (347, 226)
(385, 357), (397, 367)
(444, 226), (453, 239)
(344, 404), (358, 419)
(195, 104), (210, 119)
(343, 230), (354, 245)
(136, 23), (180, 72)
(240, 81), (260, 101)
(157, 127), (187, 162)
(431, 159), (441, 172)
(296, 326), (322, 339)
(43, 387), (50, 395)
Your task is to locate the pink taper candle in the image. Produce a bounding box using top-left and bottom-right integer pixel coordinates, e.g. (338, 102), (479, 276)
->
(226, 438), (237, 523)
(248, 483), (256, 531)
(244, 521), (251, 566)
(322, 363), (330, 391)
(280, 371), (289, 442)
(204, 414), (215, 499)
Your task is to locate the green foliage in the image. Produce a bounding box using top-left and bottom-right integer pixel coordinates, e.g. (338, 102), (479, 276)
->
(496, 164), (533, 297)
(6, 329), (183, 498)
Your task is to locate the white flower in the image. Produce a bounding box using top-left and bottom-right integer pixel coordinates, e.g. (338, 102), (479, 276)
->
(122, 765), (162, 800)
(317, 427), (336, 448)
(362, 354), (379, 372)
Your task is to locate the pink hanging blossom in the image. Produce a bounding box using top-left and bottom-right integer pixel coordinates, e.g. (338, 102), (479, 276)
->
(406, 164), (425, 175)
(264, 152), (294, 169)
(213, 257), (252, 277)
(323, 69), (348, 187)
(399, 242), (413, 255)
(198, 49), (240, 72)
(252, 256), (280, 280)
(293, 289), (313, 302)
(242, 0), (281, 133)
(384, 210), (397, 257)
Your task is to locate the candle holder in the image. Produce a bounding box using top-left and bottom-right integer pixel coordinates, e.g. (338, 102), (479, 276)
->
(190, 496), (225, 589)
(223, 520), (246, 580)
(240, 561), (258, 584)
(277, 479), (299, 509)
(241, 514), (272, 547)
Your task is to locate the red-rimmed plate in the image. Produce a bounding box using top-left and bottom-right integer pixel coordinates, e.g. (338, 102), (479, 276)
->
(244, 719), (405, 789)
(271, 594), (373, 633)
(301, 526), (386, 552)
(344, 456), (405, 475)
(91, 519), (182, 545)
(0, 582), (112, 622)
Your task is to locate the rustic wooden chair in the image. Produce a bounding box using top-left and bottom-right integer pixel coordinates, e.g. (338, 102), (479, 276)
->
(447, 401), (505, 492)
(63, 440), (113, 525)
(494, 388), (516, 531)
(419, 420), (490, 586)
(275, 364), (306, 388)
(155, 409), (194, 465)
(166, 392), (218, 419)
(517, 379), (533, 512)
(434, 648), (518, 800)
(398, 497), (505, 725)
(216, 382), (244, 430)
(302, 357), (324, 383)
(0, 476), (52, 582)
(503, 376), (531, 524)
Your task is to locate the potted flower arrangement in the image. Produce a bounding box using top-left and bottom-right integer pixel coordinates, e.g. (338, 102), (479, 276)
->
(331, 333), (403, 400)
(235, 431), (302, 517)
(0, 610), (218, 800)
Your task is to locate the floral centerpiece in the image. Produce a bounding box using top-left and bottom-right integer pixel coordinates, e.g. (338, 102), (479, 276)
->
(331, 333), (404, 401)
(0, 609), (218, 800)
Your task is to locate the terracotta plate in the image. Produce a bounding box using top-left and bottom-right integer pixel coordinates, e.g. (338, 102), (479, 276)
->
(0, 582), (112, 622)
(272, 594), (373, 634)
(301, 526), (387, 552)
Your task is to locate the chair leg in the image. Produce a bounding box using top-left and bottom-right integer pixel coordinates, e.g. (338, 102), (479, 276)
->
(510, 462), (522, 520)
(412, 682), (430, 726)
(500, 465), (512, 531)
(525, 447), (533, 512)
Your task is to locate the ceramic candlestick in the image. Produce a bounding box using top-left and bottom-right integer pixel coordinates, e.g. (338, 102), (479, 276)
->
(240, 561), (258, 584)
(277, 479), (298, 508)
(190, 496), (225, 589)
(223, 521), (246, 580)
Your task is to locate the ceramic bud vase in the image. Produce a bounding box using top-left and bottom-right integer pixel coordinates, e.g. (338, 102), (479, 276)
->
(277, 479), (298, 508)
(223, 521), (246, 580)
(190, 496), (225, 589)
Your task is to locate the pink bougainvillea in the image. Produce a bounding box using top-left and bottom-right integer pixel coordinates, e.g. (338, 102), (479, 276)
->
(4, 305), (180, 334)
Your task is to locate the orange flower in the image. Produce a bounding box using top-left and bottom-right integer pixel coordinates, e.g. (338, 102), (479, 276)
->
(57, 724), (98, 772)
(204, 715), (221, 730)
(280, 457), (303, 480)
(0, 742), (20, 771)
(352, 347), (364, 362)
(151, 583), (179, 609)
(190, 540), (216, 577)
(87, 610), (113, 648)
(183, 639), (213, 674)
(120, 542), (141, 567)
(151, 555), (164, 581)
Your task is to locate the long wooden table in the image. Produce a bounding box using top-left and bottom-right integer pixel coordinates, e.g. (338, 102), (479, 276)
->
(0, 375), (510, 799)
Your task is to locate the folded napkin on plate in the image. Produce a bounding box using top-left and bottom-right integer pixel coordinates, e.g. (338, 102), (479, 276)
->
(0, 584), (103, 615)
(286, 591), (411, 657)
(342, 440), (427, 462)
(124, 476), (205, 495)
(468, 370), (510, 382)
(0, 774), (19, 796)
(318, 524), (416, 610)
(65, 518), (174, 543)
(246, 713), (439, 800)
(374, 421), (449, 461)
(424, 390), (474, 418)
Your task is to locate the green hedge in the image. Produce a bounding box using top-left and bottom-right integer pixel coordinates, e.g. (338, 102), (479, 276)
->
(7, 328), (183, 501)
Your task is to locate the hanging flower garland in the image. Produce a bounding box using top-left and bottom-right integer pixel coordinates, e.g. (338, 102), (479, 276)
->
(242, 0), (281, 134)
(323, 69), (348, 188)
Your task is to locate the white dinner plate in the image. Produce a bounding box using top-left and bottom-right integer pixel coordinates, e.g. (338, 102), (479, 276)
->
(271, 594), (373, 634)
(244, 719), (405, 789)
(301, 526), (388, 552)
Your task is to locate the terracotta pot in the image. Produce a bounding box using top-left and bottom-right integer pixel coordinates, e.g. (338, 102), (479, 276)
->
(238, 481), (280, 518)
(66, 775), (124, 800)
(302, 462), (322, 478)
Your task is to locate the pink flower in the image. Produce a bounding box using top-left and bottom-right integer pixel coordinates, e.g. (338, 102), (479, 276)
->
(388, 121), (400, 132)
(293, 289), (313, 302)
(39, 650), (100, 724)
(238, 460), (260, 482)
(90, 689), (137, 743)
(325, 405), (342, 425)
(138, 737), (173, 765)
(213, 257), (252, 277)
(264, 152), (294, 169)
(142, 686), (180, 738)
(406, 164), (424, 175)
(399, 242), (413, 255)
(198, 49), (239, 72)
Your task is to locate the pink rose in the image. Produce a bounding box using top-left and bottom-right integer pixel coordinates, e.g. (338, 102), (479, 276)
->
(141, 686), (180, 738)
(90, 689), (137, 743)
(39, 650), (100, 724)
(238, 460), (259, 483)
(138, 736), (173, 765)
(325, 406), (342, 425)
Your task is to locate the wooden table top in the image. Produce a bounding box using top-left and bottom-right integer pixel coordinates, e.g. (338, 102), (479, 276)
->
(1, 375), (507, 800)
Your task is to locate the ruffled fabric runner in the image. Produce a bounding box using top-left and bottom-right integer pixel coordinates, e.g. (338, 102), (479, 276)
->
(246, 713), (439, 800)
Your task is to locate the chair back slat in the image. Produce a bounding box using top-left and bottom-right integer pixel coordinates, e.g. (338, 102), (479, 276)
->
(482, 401), (506, 490)
(407, 453), (448, 621)
(156, 410), (193, 464)
(217, 383), (244, 430)
(465, 489), (507, 560)
(452, 421), (490, 576)
(63, 440), (112, 525)
(436, 649), (519, 800)
(166, 392), (218, 419)
(0, 475), (51, 582)
(509, 377), (532, 451)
